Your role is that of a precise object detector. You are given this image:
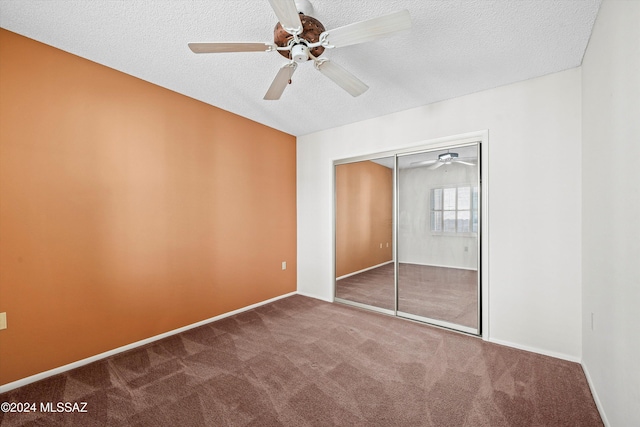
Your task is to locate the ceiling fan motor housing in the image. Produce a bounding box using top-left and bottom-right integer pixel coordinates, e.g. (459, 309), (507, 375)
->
(439, 152), (459, 161)
(274, 14), (326, 59)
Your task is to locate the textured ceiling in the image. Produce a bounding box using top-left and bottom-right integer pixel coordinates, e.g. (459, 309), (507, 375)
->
(0, 0), (601, 136)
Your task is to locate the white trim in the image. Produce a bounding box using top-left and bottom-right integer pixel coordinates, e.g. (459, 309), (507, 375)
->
(0, 292), (297, 393)
(479, 130), (489, 341)
(581, 362), (610, 427)
(335, 260), (394, 280)
(334, 297), (395, 316)
(297, 290), (333, 303)
(333, 131), (489, 166)
(398, 311), (478, 335)
(488, 337), (581, 363)
(397, 261), (478, 271)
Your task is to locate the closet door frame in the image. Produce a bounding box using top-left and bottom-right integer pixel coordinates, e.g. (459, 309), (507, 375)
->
(333, 130), (489, 338)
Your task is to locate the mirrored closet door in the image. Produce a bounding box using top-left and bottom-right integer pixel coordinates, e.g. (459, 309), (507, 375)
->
(334, 156), (395, 314)
(397, 144), (480, 334)
(334, 142), (481, 335)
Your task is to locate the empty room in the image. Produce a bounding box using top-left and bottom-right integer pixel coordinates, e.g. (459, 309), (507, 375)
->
(0, 0), (638, 426)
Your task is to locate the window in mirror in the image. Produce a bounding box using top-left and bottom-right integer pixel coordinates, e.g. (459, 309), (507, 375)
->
(430, 185), (478, 234)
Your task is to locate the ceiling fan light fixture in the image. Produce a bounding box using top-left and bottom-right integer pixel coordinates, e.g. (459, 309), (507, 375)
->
(291, 43), (310, 62)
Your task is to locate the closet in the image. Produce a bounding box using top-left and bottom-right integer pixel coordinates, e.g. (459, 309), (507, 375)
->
(334, 140), (481, 335)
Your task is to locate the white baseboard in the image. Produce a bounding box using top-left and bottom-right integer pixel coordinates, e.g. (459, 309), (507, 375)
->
(399, 261), (478, 271)
(296, 290), (333, 303)
(336, 260), (394, 280)
(488, 337), (581, 363)
(0, 291), (297, 394)
(336, 261), (477, 281)
(581, 362), (610, 427)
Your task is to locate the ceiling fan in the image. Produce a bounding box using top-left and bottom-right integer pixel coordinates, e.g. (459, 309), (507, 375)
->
(188, 0), (411, 100)
(411, 152), (477, 170)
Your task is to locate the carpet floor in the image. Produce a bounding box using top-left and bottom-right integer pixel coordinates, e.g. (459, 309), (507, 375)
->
(336, 263), (478, 328)
(0, 295), (602, 426)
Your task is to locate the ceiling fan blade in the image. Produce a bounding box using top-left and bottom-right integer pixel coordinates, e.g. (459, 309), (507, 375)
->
(428, 162), (445, 170)
(264, 62), (297, 100)
(410, 159), (438, 166)
(315, 60), (368, 97)
(454, 160), (476, 166)
(188, 42), (274, 53)
(320, 9), (411, 49)
(268, 0), (303, 35)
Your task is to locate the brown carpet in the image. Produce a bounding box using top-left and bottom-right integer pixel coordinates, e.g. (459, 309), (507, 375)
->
(0, 295), (601, 426)
(336, 263), (396, 310)
(336, 263), (478, 328)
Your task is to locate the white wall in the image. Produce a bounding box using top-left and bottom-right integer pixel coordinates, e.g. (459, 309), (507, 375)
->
(298, 67), (582, 360)
(581, 1), (640, 425)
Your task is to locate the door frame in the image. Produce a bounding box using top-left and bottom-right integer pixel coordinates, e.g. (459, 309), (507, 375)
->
(333, 130), (489, 338)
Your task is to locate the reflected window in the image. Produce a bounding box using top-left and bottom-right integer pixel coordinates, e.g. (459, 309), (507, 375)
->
(430, 186), (478, 233)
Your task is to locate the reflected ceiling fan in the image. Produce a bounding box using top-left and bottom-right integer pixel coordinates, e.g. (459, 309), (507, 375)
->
(188, 0), (411, 100)
(411, 151), (477, 170)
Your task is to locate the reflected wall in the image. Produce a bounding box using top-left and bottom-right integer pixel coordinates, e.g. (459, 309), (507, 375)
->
(335, 159), (394, 311)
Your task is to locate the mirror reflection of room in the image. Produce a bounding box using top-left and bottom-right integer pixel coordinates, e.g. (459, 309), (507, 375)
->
(335, 158), (394, 311)
(397, 145), (479, 331)
(334, 143), (480, 334)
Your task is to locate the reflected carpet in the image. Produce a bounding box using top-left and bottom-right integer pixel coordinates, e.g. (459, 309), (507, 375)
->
(336, 263), (478, 328)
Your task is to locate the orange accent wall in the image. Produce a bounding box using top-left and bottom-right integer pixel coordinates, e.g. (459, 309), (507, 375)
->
(335, 160), (393, 278)
(0, 29), (296, 385)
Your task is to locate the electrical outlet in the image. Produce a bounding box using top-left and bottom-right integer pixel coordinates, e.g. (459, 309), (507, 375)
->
(282, 261), (287, 270)
(0, 312), (6, 330)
